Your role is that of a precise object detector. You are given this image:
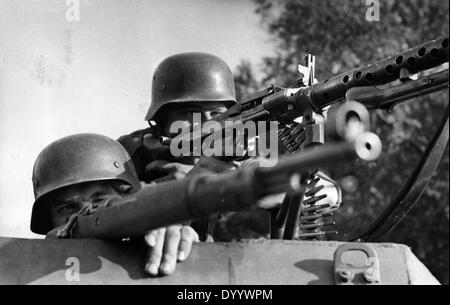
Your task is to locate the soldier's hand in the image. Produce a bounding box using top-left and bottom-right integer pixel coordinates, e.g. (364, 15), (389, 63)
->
(145, 160), (194, 182)
(144, 225), (199, 276)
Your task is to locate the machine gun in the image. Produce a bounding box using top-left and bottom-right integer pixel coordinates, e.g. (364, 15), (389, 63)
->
(55, 126), (381, 240)
(160, 36), (448, 147)
(158, 36), (449, 242)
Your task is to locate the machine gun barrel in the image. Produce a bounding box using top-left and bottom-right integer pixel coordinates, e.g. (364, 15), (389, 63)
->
(303, 36), (449, 110)
(345, 69), (449, 110)
(70, 132), (381, 240)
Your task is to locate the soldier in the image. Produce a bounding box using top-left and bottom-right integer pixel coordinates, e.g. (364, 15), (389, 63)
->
(118, 52), (341, 241)
(118, 52), (238, 182)
(118, 52), (240, 240)
(30, 133), (199, 276)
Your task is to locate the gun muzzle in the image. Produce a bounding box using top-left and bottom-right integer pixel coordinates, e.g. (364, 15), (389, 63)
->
(325, 101), (371, 141)
(353, 131), (382, 161)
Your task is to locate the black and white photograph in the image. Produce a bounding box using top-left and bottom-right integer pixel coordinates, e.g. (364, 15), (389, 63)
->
(0, 0), (448, 290)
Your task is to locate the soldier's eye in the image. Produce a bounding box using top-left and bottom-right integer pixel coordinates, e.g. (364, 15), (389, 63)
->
(92, 198), (106, 203)
(58, 204), (80, 215)
(116, 184), (132, 194)
(91, 194), (113, 204)
(181, 110), (195, 116)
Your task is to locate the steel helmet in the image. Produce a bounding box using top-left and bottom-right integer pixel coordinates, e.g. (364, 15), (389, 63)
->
(30, 133), (140, 234)
(145, 52), (237, 121)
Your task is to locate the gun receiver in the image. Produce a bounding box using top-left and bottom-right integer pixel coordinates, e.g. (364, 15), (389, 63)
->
(161, 99), (372, 152)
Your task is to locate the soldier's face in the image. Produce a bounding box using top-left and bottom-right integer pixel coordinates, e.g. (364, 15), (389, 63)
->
(159, 102), (228, 136)
(46, 180), (129, 229)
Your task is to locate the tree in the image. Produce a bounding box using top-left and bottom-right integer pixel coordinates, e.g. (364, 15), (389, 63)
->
(234, 60), (260, 101)
(234, 0), (449, 283)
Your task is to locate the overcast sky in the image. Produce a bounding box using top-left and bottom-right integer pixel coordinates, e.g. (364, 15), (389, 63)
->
(0, 0), (275, 238)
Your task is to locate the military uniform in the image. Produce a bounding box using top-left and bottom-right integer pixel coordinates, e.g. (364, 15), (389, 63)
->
(117, 127), (171, 182)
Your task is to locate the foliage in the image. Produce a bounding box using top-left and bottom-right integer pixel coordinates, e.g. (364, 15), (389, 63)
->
(232, 0), (449, 283)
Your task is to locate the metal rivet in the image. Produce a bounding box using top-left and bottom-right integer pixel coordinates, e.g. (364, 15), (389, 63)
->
(339, 270), (351, 282)
(114, 161), (120, 168)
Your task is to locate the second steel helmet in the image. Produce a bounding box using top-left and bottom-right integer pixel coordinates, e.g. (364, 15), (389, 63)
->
(30, 133), (141, 235)
(145, 52), (237, 121)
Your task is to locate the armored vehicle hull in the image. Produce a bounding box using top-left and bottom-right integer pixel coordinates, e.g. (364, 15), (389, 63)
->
(0, 237), (439, 285)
